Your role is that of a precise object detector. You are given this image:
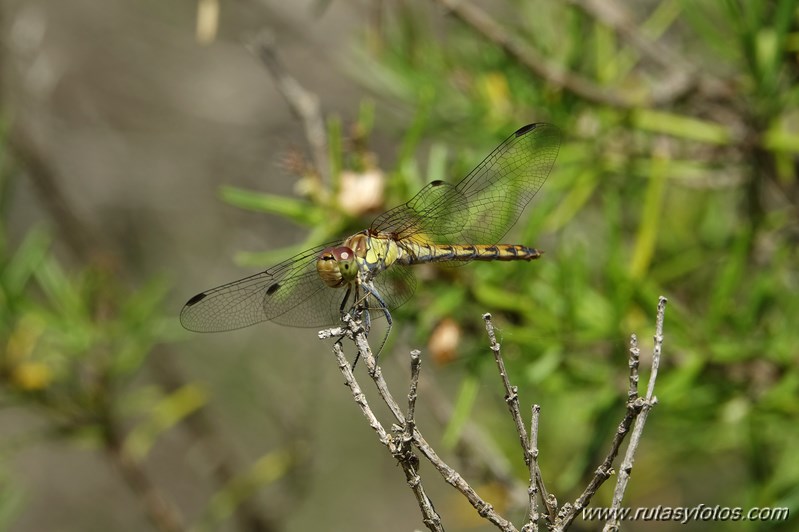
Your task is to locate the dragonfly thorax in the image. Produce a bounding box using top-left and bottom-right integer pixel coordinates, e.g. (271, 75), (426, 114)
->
(344, 231), (400, 275)
(316, 246), (357, 287)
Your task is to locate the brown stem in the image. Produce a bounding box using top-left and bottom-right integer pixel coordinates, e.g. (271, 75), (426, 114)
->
(431, 0), (637, 108)
(103, 422), (186, 532)
(484, 314), (556, 524)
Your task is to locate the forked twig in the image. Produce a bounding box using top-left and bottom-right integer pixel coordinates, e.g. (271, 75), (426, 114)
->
(602, 296), (667, 532)
(552, 297), (668, 530)
(321, 316), (519, 532)
(483, 314), (557, 525)
(330, 341), (442, 531)
(411, 365), (530, 511)
(320, 296), (667, 531)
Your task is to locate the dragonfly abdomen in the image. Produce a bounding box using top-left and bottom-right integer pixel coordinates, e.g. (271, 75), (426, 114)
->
(400, 243), (542, 264)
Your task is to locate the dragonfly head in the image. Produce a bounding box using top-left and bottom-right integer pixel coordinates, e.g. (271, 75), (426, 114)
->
(316, 246), (357, 287)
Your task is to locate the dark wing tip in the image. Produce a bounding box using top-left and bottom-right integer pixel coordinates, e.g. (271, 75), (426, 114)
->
(513, 123), (538, 137)
(513, 122), (562, 139)
(185, 292), (208, 307)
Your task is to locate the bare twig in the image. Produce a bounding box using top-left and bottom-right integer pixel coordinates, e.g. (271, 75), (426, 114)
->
(567, 0), (732, 103)
(411, 365), (530, 511)
(358, 324), (517, 531)
(603, 296), (667, 532)
(321, 296), (667, 531)
(103, 421), (186, 532)
(483, 314), (529, 457)
(567, 334), (643, 521)
(483, 314), (556, 524)
(331, 341), (443, 531)
(400, 350), (443, 531)
(627, 334), (640, 403)
(322, 316), (519, 532)
(550, 297), (667, 531)
(430, 0), (638, 108)
(247, 32), (330, 183)
(331, 342), (391, 446)
(405, 350), (422, 439)
(553, 367), (635, 528)
(521, 404), (542, 532)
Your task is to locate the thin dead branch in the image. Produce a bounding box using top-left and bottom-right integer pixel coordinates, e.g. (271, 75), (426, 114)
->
(321, 297), (668, 531)
(552, 297), (668, 530)
(484, 314), (556, 524)
(321, 317), (519, 532)
(411, 364), (530, 511)
(602, 296), (667, 532)
(247, 32), (330, 183)
(332, 339), (443, 530)
(431, 0), (639, 108)
(522, 404), (542, 532)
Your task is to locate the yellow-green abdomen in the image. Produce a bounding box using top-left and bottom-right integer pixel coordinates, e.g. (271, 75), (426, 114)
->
(398, 242), (542, 264)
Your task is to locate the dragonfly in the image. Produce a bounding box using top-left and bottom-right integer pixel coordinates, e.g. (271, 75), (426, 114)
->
(181, 123), (561, 348)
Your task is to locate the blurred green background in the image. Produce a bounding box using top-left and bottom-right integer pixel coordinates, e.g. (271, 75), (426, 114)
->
(1, 1), (797, 531)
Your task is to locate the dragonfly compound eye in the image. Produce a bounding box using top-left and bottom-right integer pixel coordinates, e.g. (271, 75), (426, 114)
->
(316, 246), (357, 287)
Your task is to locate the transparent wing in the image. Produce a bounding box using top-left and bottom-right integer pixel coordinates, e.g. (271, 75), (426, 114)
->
(370, 262), (417, 314)
(180, 242), (348, 331)
(371, 123), (561, 245)
(181, 242), (421, 331)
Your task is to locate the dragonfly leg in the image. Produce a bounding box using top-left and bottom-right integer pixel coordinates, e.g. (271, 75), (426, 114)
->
(345, 283), (374, 334)
(339, 285), (352, 319)
(361, 282), (392, 360)
(363, 307), (372, 334)
(344, 281), (392, 369)
(351, 285), (370, 333)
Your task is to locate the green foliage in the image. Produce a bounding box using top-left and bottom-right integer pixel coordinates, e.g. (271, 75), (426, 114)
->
(0, 225), (176, 430)
(0, 138), (186, 489)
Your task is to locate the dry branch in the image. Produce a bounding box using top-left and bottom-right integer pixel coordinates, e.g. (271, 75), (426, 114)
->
(522, 404), (542, 532)
(331, 341), (443, 531)
(484, 314), (556, 525)
(320, 297), (668, 531)
(321, 317), (519, 532)
(431, 0), (731, 107)
(431, 0), (638, 108)
(602, 296), (667, 532)
(247, 32), (330, 183)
